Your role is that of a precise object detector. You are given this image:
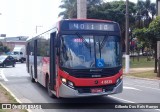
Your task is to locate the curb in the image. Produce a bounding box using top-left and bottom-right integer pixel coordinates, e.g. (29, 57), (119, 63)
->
(124, 75), (160, 81)
(0, 82), (32, 112)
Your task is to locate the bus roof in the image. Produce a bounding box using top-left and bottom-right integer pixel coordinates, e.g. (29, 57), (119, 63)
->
(59, 18), (116, 23)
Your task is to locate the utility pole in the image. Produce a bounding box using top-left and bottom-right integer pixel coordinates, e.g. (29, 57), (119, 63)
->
(77, 0), (87, 19)
(157, 0), (160, 77)
(125, 0), (130, 73)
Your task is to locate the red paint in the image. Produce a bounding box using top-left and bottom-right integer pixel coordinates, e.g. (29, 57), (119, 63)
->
(68, 18), (112, 22)
(59, 68), (122, 87)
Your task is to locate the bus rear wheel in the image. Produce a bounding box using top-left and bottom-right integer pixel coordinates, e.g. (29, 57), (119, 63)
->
(2, 64), (6, 68)
(30, 68), (35, 83)
(20, 59), (24, 63)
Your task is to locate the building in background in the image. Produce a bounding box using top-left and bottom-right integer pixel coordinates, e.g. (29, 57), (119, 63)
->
(0, 36), (28, 51)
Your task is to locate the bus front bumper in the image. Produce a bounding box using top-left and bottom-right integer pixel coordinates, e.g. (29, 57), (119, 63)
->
(59, 80), (123, 98)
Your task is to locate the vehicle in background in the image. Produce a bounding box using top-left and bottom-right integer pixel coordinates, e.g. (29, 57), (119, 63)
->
(10, 45), (26, 63)
(0, 55), (16, 67)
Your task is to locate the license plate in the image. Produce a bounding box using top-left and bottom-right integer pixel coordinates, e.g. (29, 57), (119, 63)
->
(91, 88), (102, 93)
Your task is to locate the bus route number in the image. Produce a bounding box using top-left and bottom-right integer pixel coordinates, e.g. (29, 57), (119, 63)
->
(101, 80), (112, 84)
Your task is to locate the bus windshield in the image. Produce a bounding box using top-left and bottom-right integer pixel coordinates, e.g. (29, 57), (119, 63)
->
(60, 34), (121, 69)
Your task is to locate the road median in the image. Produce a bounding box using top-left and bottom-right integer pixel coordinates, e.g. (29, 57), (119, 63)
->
(0, 83), (28, 112)
(124, 68), (160, 80)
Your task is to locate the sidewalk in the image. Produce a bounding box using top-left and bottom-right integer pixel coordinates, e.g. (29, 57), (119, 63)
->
(123, 67), (154, 74)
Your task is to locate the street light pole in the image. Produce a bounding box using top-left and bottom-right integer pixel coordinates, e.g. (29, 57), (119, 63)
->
(35, 25), (43, 34)
(125, 0), (130, 73)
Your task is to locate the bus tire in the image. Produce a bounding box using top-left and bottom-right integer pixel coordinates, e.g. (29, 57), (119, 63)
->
(2, 64), (6, 68)
(20, 59), (24, 63)
(12, 64), (15, 67)
(46, 78), (56, 98)
(31, 67), (35, 83)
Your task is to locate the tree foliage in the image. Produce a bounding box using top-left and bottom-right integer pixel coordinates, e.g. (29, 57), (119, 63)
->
(59, 0), (103, 19)
(148, 16), (160, 39)
(135, 0), (156, 28)
(133, 16), (160, 48)
(0, 42), (10, 53)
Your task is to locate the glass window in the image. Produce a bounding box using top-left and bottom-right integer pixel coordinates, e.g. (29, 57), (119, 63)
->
(60, 35), (121, 69)
(37, 37), (50, 56)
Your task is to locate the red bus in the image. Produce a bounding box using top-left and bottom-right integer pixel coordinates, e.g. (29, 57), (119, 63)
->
(26, 19), (123, 98)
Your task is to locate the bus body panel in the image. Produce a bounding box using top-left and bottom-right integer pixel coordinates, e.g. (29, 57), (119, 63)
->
(58, 80), (123, 98)
(59, 69), (122, 87)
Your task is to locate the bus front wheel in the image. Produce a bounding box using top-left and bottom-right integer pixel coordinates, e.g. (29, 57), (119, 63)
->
(46, 78), (56, 98)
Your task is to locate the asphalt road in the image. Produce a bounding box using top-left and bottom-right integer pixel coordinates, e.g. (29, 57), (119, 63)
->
(0, 63), (160, 112)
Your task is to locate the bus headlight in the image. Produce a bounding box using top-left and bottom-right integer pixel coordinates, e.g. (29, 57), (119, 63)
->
(67, 81), (74, 89)
(61, 78), (67, 84)
(61, 77), (74, 89)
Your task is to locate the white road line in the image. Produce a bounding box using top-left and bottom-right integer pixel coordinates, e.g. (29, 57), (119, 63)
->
(0, 69), (8, 81)
(125, 83), (160, 91)
(155, 109), (160, 112)
(109, 95), (135, 103)
(123, 86), (142, 91)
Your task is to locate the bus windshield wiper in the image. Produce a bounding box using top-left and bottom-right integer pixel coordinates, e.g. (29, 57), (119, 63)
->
(98, 38), (101, 58)
(75, 32), (92, 57)
(75, 32), (91, 49)
(100, 34), (108, 49)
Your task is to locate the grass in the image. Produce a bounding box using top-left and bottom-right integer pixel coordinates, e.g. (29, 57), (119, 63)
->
(0, 85), (17, 103)
(123, 56), (155, 68)
(0, 84), (28, 112)
(125, 70), (160, 79)
(122, 56), (160, 79)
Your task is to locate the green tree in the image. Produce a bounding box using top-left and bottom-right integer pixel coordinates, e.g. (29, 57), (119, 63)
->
(135, 0), (156, 28)
(0, 42), (10, 54)
(59, 0), (103, 19)
(148, 16), (160, 74)
(133, 16), (160, 74)
(59, 0), (77, 18)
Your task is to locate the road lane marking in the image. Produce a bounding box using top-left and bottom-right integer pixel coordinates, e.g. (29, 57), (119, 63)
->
(125, 83), (160, 91)
(109, 95), (135, 103)
(123, 86), (142, 91)
(0, 69), (8, 81)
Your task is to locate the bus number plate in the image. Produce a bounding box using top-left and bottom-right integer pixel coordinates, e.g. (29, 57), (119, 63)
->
(91, 88), (102, 93)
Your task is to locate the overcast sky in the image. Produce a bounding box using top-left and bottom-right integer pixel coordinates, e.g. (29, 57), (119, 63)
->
(0, 0), (62, 37)
(0, 0), (156, 37)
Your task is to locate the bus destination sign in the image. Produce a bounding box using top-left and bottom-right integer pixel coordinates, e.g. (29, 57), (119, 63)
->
(68, 22), (116, 31)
